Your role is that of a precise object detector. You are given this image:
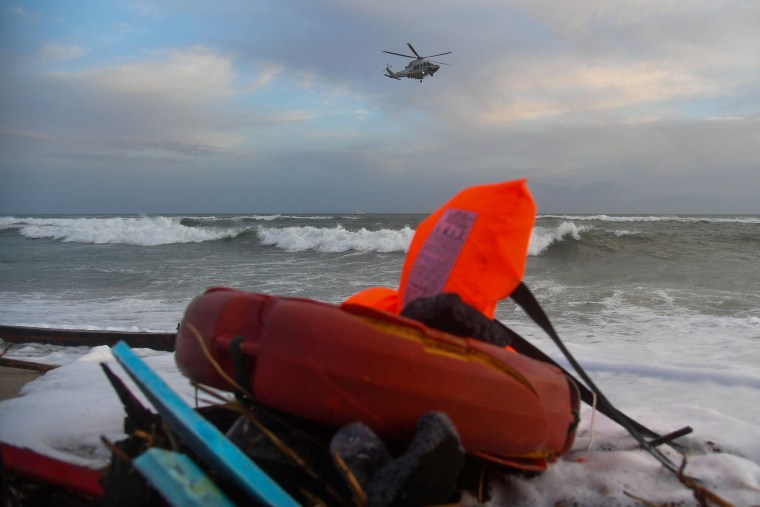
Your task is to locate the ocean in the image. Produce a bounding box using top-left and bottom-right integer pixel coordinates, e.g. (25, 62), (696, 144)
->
(2, 212), (760, 504)
(1, 213), (759, 424)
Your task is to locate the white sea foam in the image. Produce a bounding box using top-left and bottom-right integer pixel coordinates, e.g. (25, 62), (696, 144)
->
(0, 293), (183, 332)
(237, 214), (283, 221)
(225, 215), (334, 221)
(6, 216), (242, 246)
(575, 359), (760, 389)
(257, 221), (597, 256)
(540, 214), (760, 224)
(529, 221), (589, 255)
(0, 217), (22, 230)
(278, 215), (334, 220)
(255, 224), (415, 253)
(0, 347), (200, 467)
(1, 212), (757, 505)
(1, 339), (759, 505)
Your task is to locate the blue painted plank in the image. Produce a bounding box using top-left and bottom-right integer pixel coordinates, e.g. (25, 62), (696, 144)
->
(133, 448), (235, 507)
(112, 341), (299, 507)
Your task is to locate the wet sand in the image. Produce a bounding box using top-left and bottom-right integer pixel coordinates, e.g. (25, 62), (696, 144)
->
(0, 366), (43, 400)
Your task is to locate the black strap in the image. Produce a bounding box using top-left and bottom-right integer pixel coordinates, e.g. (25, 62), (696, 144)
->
(499, 320), (666, 439)
(508, 282), (691, 473)
(230, 336), (253, 401)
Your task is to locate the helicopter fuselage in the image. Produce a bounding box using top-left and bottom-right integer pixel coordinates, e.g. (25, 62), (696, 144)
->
(385, 59), (439, 81)
(403, 59), (440, 79)
(383, 43), (450, 82)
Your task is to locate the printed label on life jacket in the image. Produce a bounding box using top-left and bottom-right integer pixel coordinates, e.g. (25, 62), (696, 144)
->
(403, 208), (477, 308)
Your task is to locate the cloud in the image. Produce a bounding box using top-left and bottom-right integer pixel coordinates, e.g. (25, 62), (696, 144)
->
(475, 59), (716, 125)
(7, 6), (29, 17)
(39, 44), (88, 61)
(0, 128), (46, 140)
(248, 63), (284, 91)
(71, 45), (236, 102)
(45, 46), (344, 153)
(360, 1), (759, 128)
(1, 1), (758, 214)
(37, 46), (251, 157)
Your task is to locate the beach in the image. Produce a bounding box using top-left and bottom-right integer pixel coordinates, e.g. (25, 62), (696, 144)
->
(1, 213), (759, 505)
(0, 366), (42, 401)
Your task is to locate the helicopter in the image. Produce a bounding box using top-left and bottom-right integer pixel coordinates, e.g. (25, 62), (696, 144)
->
(383, 43), (451, 82)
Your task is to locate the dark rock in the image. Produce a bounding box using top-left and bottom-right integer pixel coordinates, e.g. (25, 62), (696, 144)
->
(401, 293), (511, 347)
(330, 422), (392, 488)
(331, 412), (465, 507)
(367, 412), (465, 506)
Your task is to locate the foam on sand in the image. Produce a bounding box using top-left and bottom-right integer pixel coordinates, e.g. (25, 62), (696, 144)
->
(0, 345), (758, 505)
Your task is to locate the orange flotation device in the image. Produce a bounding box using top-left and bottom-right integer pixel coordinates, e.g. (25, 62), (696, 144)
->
(344, 179), (535, 317)
(175, 287), (579, 471)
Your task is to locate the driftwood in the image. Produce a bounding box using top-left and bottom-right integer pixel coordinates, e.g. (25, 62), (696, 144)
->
(0, 324), (176, 351)
(0, 357), (58, 372)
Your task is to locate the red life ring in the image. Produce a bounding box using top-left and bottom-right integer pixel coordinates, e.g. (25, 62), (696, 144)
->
(175, 287), (579, 471)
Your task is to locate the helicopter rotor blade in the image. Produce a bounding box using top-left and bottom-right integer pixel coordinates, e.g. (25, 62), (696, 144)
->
(382, 50), (416, 58)
(423, 51), (452, 58)
(406, 43), (421, 58)
(430, 60), (450, 65)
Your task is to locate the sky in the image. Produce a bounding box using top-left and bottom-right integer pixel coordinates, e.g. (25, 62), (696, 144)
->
(1, 1), (759, 214)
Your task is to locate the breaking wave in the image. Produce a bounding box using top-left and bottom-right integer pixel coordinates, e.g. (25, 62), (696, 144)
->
(529, 222), (589, 255)
(4, 217), (243, 246)
(540, 214), (760, 224)
(3, 215), (594, 254)
(256, 220), (597, 256)
(255, 224), (415, 253)
(203, 214), (334, 222)
(5, 214), (755, 256)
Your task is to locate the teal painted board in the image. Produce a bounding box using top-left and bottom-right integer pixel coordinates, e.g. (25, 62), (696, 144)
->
(134, 448), (235, 507)
(111, 341), (299, 507)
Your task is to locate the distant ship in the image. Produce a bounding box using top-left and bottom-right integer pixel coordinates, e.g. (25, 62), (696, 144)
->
(353, 210), (370, 215)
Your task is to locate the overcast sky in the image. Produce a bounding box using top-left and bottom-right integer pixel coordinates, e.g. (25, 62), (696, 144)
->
(1, 1), (758, 214)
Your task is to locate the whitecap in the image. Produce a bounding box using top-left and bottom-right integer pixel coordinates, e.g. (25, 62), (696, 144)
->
(14, 216), (243, 246)
(255, 224), (414, 253)
(539, 214), (760, 224)
(529, 221), (589, 255)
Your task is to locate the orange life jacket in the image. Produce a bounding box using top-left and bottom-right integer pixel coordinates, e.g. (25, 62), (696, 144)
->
(343, 179), (536, 318)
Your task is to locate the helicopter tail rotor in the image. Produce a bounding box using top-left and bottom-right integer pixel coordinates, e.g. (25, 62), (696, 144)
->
(384, 64), (400, 80)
